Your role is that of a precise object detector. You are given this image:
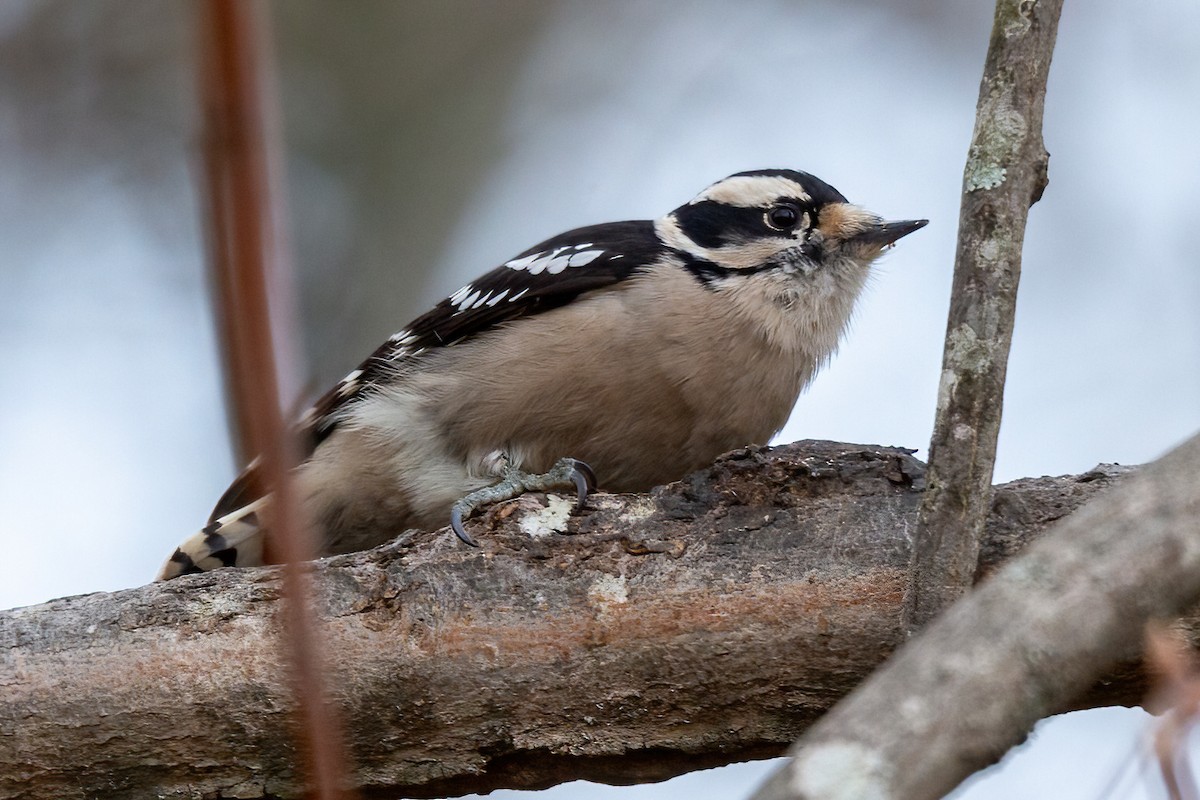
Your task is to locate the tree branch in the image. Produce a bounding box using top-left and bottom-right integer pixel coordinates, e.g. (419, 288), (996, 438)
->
(752, 432), (1200, 800)
(906, 0), (1065, 628)
(1, 440), (1180, 800)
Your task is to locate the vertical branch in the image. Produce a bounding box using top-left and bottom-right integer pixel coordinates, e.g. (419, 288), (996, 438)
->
(903, 0), (1064, 630)
(197, 2), (354, 798)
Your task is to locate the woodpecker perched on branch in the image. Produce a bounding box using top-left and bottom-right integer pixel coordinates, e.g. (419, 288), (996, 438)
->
(158, 169), (926, 579)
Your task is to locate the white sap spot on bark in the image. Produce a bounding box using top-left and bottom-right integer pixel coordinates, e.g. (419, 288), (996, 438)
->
(618, 496), (657, 523)
(587, 573), (629, 616)
(518, 494), (573, 538)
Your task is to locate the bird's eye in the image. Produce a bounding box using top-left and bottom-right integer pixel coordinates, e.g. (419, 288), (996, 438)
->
(765, 204), (801, 231)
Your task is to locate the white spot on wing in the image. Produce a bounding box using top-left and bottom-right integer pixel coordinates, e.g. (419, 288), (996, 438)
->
(526, 250), (555, 275)
(504, 252), (543, 271)
(485, 289), (509, 306)
(336, 369), (363, 397)
(451, 287), (480, 311)
(506, 244), (601, 275)
(509, 287), (530, 301)
(567, 249), (602, 267)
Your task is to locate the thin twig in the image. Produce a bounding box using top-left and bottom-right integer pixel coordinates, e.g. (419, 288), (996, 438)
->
(197, 2), (353, 797)
(903, 0), (1065, 631)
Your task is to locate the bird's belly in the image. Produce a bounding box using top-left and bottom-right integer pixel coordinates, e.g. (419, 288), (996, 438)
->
(437, 324), (802, 493)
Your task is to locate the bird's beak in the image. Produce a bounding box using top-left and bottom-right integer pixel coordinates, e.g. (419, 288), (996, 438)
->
(852, 218), (929, 248)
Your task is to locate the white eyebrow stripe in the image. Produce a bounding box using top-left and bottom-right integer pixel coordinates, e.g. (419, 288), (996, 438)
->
(693, 175), (811, 207)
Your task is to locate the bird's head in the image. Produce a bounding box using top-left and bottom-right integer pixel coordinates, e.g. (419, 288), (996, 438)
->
(655, 169), (927, 290)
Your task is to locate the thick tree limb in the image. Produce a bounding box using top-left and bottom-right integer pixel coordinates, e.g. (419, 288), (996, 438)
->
(752, 432), (1200, 800)
(1, 440), (1177, 800)
(907, 0), (1065, 628)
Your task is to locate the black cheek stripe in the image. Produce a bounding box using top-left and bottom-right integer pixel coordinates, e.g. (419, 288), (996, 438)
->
(675, 250), (776, 289)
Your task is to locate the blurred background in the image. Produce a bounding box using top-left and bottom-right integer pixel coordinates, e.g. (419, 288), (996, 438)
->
(1, 1), (1197, 798)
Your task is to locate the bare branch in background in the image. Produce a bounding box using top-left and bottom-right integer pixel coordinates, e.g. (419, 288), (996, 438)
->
(196, 1), (352, 797)
(2, 441), (1194, 800)
(905, 0), (1065, 629)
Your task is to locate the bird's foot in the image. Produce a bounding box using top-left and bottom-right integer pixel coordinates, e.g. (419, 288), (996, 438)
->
(450, 457), (597, 546)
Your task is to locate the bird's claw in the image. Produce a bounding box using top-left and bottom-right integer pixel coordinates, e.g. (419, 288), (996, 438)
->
(450, 505), (479, 547)
(571, 459), (597, 511)
(449, 457), (596, 546)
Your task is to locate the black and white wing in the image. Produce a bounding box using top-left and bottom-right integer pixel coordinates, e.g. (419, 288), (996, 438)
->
(207, 219), (663, 523)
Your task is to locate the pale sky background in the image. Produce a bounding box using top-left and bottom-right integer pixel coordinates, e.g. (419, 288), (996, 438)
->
(1, 1), (1198, 798)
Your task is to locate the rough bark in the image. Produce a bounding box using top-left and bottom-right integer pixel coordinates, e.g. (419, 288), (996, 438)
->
(0, 440), (1173, 800)
(752, 433), (1200, 800)
(906, 0), (1066, 628)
